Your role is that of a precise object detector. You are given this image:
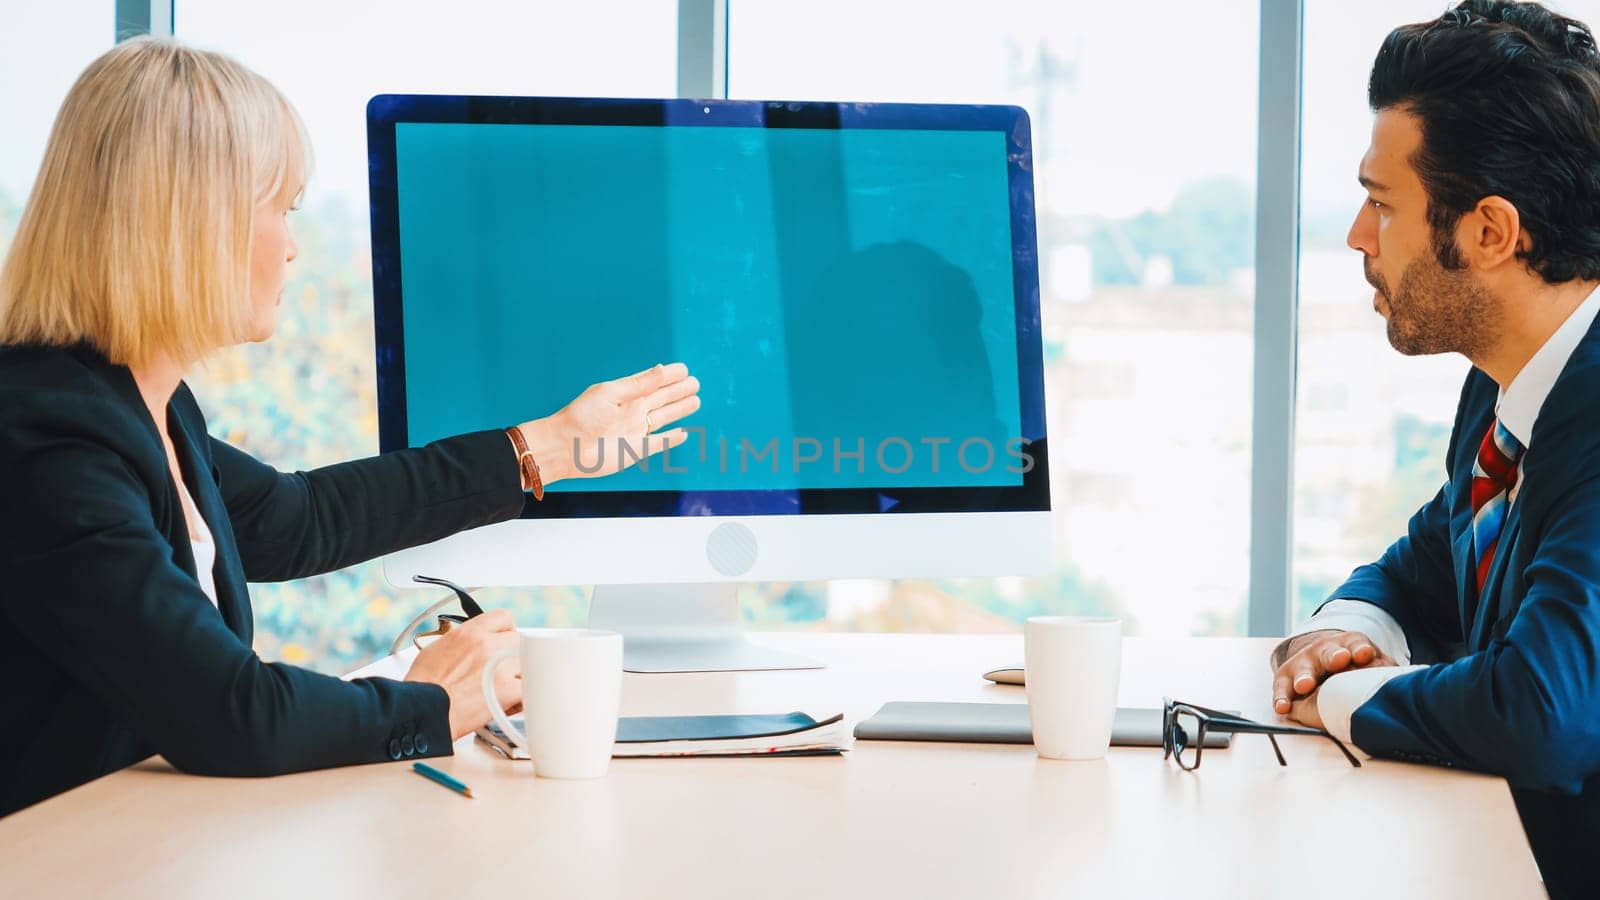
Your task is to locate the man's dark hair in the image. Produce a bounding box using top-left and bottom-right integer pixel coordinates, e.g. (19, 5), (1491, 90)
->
(1369, 0), (1600, 282)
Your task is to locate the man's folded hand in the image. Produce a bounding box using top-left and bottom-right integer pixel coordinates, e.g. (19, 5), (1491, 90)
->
(1271, 630), (1398, 717)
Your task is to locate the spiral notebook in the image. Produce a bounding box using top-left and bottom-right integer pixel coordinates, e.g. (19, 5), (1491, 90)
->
(478, 711), (851, 760)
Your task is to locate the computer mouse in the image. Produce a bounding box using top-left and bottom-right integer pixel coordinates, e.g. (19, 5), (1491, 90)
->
(982, 665), (1025, 686)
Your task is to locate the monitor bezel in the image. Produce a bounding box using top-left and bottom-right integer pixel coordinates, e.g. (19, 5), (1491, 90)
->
(367, 94), (1050, 519)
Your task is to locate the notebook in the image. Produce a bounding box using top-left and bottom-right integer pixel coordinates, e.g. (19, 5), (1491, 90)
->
(853, 701), (1231, 748)
(479, 711), (851, 760)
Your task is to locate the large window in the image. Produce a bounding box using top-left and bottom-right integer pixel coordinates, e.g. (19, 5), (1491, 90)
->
(32, 2), (1594, 672)
(1291, 0), (1600, 621)
(732, 0), (1261, 637)
(156, 1), (1262, 673)
(175, 1), (677, 671)
(0, 2), (111, 248)
(186, 1), (1261, 670)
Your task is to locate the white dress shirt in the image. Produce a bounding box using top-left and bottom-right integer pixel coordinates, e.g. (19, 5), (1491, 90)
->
(180, 481), (220, 609)
(1281, 284), (1600, 745)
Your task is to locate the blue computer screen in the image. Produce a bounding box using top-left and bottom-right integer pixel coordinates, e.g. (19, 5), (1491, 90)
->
(393, 120), (1022, 493)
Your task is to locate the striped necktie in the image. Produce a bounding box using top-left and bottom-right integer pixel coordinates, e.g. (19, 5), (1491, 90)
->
(1470, 419), (1525, 594)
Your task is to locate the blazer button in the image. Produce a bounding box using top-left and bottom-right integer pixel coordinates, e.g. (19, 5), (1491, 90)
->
(415, 735), (430, 755)
(388, 738), (402, 760)
(401, 736), (415, 757)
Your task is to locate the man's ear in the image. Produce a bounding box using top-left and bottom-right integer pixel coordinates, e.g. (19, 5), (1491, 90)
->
(1460, 195), (1524, 269)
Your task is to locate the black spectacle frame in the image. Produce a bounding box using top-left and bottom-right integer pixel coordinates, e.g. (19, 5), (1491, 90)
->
(1162, 697), (1361, 771)
(412, 573), (484, 623)
(385, 575), (489, 655)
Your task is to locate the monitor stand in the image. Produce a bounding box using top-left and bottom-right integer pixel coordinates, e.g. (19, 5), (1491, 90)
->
(586, 582), (823, 674)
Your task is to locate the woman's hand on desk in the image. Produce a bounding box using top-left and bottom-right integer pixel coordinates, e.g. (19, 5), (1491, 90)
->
(404, 609), (524, 739)
(515, 362), (701, 483)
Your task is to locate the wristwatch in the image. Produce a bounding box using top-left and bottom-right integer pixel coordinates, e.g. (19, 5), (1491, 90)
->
(504, 425), (545, 500)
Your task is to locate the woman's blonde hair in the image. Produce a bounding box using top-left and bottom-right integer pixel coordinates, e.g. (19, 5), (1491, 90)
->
(0, 37), (309, 367)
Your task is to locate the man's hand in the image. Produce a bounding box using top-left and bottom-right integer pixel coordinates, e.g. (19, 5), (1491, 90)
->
(1287, 689), (1324, 730)
(1271, 629), (1397, 716)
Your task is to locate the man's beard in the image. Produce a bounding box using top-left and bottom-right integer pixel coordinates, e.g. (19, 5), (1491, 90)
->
(1366, 248), (1498, 358)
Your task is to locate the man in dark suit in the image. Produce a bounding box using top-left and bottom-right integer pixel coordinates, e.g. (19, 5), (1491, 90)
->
(1268, 3), (1600, 896)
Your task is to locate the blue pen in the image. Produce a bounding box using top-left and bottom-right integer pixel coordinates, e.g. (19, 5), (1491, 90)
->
(412, 761), (473, 798)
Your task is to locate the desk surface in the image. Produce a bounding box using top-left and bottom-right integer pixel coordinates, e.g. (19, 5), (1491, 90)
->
(0, 634), (1541, 899)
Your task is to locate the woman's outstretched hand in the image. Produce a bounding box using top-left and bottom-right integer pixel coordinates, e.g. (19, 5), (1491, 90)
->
(515, 362), (701, 484)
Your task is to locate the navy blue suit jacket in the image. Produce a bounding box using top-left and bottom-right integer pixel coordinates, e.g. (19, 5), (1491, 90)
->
(1331, 315), (1600, 897)
(0, 344), (527, 815)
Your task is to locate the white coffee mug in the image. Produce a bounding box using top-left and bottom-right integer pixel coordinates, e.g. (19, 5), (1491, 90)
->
(1023, 616), (1123, 760)
(481, 628), (623, 779)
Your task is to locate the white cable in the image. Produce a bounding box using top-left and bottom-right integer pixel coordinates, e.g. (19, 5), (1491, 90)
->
(388, 593), (458, 656)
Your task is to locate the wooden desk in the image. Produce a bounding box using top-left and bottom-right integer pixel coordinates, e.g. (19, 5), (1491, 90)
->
(0, 635), (1542, 898)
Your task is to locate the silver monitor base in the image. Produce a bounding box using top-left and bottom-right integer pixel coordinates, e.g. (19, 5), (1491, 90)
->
(587, 582), (824, 674)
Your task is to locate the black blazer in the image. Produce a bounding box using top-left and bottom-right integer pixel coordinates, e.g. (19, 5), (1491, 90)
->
(0, 343), (527, 815)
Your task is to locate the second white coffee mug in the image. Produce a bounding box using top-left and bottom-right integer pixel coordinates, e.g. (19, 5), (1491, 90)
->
(481, 628), (623, 779)
(1024, 615), (1123, 760)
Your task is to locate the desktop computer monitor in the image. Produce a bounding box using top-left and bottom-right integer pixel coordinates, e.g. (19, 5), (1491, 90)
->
(367, 95), (1051, 672)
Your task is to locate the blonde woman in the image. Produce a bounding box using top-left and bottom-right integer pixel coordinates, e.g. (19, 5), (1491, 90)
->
(0, 38), (699, 815)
